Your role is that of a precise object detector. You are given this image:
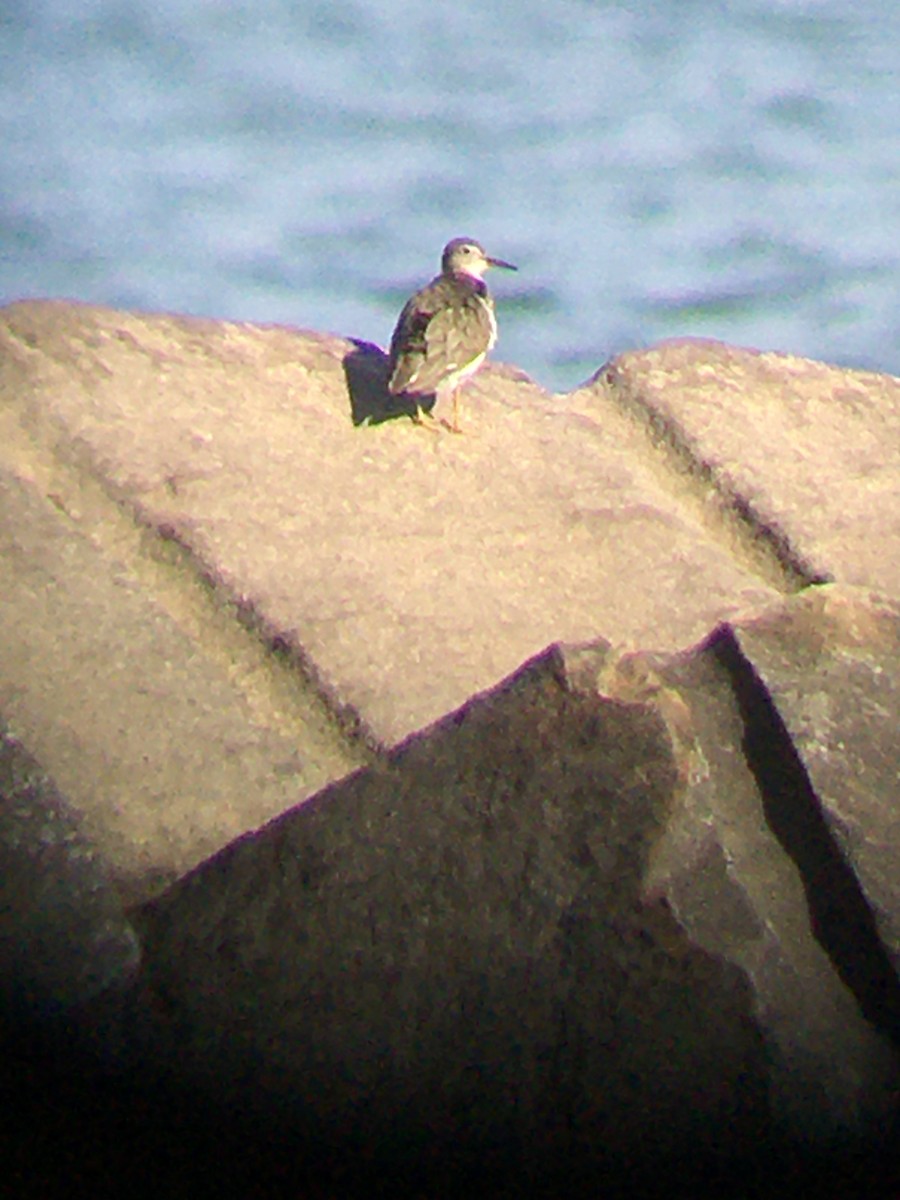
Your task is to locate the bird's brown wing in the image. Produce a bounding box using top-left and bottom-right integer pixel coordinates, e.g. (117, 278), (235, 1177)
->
(389, 287), (494, 396)
(388, 290), (435, 394)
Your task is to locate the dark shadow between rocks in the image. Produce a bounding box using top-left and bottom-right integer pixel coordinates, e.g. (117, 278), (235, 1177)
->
(343, 339), (435, 426)
(2, 1001), (893, 1200)
(711, 627), (900, 1051)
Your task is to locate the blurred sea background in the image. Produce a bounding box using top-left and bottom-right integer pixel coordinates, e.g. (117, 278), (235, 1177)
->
(2, 0), (898, 392)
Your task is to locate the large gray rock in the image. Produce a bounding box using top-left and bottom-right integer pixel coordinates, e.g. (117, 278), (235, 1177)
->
(640, 587), (900, 1135)
(2, 301), (900, 1191)
(0, 723), (138, 1013)
(729, 587), (900, 983)
(103, 585), (900, 1187)
(0, 466), (365, 906)
(589, 338), (900, 590)
(1, 301), (792, 902)
(123, 633), (770, 1173)
(0, 302), (780, 754)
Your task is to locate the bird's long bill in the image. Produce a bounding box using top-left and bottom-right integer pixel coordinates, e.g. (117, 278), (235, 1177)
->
(488, 256), (517, 271)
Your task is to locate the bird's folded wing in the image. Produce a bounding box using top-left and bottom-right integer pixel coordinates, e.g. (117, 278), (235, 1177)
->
(404, 301), (494, 395)
(387, 301), (431, 394)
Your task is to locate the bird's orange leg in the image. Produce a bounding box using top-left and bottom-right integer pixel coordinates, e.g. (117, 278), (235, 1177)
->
(412, 402), (440, 431)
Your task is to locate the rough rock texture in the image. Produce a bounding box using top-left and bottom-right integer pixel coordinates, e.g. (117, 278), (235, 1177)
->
(2, 301), (900, 1195)
(728, 589), (900, 977)
(0, 722), (139, 1013)
(107, 593), (898, 1170)
(597, 338), (900, 589)
(122, 640), (768, 1174)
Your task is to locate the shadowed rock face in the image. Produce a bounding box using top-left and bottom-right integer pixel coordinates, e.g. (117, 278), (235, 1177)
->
(118, 595), (899, 1172)
(1, 301), (900, 1194)
(123, 642), (770, 1176)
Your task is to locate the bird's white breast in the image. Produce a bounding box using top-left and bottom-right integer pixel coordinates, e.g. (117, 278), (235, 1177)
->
(477, 294), (498, 351)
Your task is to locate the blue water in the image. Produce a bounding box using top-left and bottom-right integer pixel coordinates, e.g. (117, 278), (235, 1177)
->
(2, 0), (898, 392)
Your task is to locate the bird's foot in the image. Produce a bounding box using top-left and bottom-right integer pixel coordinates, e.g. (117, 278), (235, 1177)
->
(411, 405), (441, 431)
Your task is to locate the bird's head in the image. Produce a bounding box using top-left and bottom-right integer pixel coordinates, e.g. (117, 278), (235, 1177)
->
(442, 237), (517, 280)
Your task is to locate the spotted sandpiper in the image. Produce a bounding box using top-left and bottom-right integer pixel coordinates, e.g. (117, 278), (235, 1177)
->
(387, 237), (517, 432)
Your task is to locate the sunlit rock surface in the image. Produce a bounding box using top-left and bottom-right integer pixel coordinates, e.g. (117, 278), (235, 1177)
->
(2, 301), (899, 1195)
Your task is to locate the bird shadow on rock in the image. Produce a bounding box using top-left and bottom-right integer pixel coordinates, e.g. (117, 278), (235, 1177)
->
(343, 340), (435, 427)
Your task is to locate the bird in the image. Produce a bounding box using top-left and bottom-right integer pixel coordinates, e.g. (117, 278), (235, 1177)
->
(387, 237), (517, 432)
